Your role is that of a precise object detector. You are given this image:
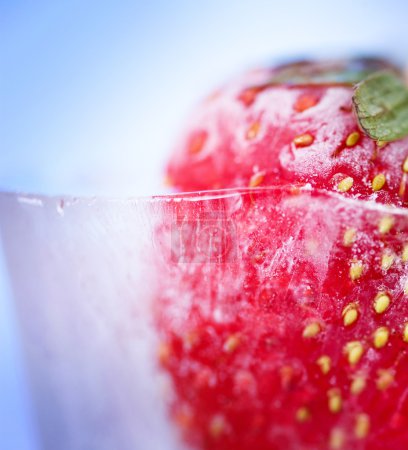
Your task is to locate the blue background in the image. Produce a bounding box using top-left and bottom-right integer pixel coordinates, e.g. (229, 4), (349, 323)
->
(1, 1), (408, 448)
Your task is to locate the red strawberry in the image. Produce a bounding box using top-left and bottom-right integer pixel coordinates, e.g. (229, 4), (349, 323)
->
(166, 59), (408, 206)
(154, 187), (408, 450)
(153, 59), (408, 450)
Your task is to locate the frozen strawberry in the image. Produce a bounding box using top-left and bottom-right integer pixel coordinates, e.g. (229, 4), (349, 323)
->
(154, 188), (408, 450)
(153, 58), (408, 450)
(166, 58), (408, 207)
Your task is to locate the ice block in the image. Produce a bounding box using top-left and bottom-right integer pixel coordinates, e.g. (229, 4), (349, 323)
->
(0, 193), (181, 450)
(2, 187), (408, 449)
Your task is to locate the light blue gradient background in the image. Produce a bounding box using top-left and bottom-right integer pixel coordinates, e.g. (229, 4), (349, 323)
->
(1, 1), (407, 448)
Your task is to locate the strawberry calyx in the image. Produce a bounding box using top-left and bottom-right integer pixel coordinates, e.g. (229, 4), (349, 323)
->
(268, 57), (401, 86)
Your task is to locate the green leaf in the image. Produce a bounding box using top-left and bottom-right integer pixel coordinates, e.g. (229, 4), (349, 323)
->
(352, 71), (408, 142)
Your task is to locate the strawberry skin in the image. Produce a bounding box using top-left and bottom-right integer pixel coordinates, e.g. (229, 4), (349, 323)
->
(166, 59), (408, 206)
(154, 59), (408, 450)
(154, 187), (408, 450)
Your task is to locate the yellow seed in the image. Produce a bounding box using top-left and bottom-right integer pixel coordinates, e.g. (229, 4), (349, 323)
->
(249, 172), (265, 188)
(296, 407), (311, 422)
(377, 140), (387, 148)
(290, 186), (301, 196)
(183, 330), (200, 350)
(373, 293), (391, 314)
(351, 375), (366, 395)
(342, 303), (359, 326)
(280, 365), (295, 388)
(403, 323), (408, 342)
(355, 413), (370, 439)
(343, 228), (356, 246)
(404, 280), (408, 296)
(174, 408), (193, 429)
(402, 244), (408, 262)
(158, 342), (172, 365)
(163, 175), (174, 187)
(337, 176), (354, 192)
(302, 322), (321, 338)
(372, 173), (386, 191)
(346, 131), (361, 147)
(246, 121), (260, 140)
(294, 133), (314, 147)
(223, 334), (240, 353)
(378, 216), (394, 234)
(381, 253), (394, 271)
(344, 341), (364, 365)
(373, 326), (390, 349)
(329, 428), (345, 450)
(328, 389), (342, 413)
(349, 261), (364, 281)
(376, 369), (394, 390)
(317, 355), (331, 374)
(403, 156), (408, 173)
(399, 173), (407, 199)
(208, 415), (226, 438)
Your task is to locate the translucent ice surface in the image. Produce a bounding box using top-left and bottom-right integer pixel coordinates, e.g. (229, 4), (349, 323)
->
(2, 188), (408, 450)
(0, 193), (182, 450)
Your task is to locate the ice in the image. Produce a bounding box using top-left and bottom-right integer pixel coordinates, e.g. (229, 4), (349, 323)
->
(0, 193), (182, 450)
(2, 188), (408, 450)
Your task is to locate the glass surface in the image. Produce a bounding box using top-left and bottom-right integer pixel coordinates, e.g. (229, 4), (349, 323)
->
(1, 187), (408, 449)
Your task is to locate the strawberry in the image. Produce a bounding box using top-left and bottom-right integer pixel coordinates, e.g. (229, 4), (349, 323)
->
(166, 58), (408, 206)
(153, 59), (408, 450)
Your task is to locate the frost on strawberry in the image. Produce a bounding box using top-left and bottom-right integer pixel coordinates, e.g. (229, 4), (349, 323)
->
(166, 58), (408, 207)
(153, 188), (408, 450)
(154, 58), (408, 449)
